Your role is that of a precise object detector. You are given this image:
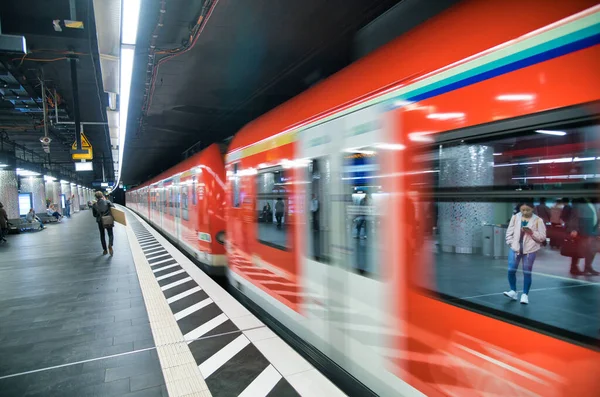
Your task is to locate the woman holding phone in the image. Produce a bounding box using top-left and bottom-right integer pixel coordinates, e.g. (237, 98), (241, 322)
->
(504, 202), (547, 304)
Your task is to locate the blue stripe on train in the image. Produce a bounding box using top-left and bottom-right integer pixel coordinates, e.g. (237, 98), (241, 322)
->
(404, 33), (600, 104)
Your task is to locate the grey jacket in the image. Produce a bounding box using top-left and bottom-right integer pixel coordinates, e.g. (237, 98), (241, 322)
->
(92, 199), (113, 224)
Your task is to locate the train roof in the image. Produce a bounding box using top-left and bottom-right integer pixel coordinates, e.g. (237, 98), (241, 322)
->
(227, 0), (596, 158)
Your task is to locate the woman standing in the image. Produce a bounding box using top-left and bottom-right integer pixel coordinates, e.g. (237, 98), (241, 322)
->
(92, 191), (115, 256)
(504, 202), (547, 304)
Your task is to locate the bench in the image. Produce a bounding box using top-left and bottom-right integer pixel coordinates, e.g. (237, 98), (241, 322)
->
(7, 218), (43, 233)
(38, 214), (58, 224)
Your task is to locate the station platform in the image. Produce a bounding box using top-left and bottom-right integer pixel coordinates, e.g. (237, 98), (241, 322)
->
(0, 206), (345, 397)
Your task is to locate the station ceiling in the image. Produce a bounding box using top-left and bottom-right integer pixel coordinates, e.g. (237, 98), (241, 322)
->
(122, 0), (411, 185)
(0, 0), (113, 186)
(1, 0), (453, 188)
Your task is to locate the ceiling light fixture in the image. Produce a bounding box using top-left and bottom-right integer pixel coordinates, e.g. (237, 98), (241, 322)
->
(374, 143), (406, 151)
(111, 0), (141, 193)
(496, 94), (535, 101)
(426, 112), (465, 120)
(535, 130), (567, 136)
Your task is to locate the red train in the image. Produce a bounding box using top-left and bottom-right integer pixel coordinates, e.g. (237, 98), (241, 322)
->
(128, 1), (600, 395)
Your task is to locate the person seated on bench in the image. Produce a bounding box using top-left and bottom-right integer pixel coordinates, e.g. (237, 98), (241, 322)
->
(26, 209), (45, 230)
(47, 205), (62, 222)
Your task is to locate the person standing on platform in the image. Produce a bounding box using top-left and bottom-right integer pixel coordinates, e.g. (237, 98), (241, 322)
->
(275, 198), (285, 229)
(504, 202), (546, 305)
(566, 198), (600, 276)
(92, 191), (115, 256)
(65, 196), (71, 218)
(311, 194), (319, 231)
(0, 202), (8, 242)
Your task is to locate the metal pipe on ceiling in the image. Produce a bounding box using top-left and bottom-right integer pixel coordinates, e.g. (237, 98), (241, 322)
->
(54, 121), (108, 125)
(68, 58), (83, 152)
(40, 78), (49, 140)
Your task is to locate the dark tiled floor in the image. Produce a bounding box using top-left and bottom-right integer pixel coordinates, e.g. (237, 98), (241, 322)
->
(0, 211), (166, 396)
(428, 246), (600, 339)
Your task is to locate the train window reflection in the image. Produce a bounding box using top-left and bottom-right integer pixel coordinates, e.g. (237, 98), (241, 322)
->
(413, 123), (600, 343)
(232, 163), (241, 208)
(342, 148), (382, 277)
(256, 168), (290, 250)
(181, 184), (189, 221)
(307, 157), (331, 263)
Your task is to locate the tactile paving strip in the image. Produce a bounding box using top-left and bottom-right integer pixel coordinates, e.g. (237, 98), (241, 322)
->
(126, 212), (300, 397)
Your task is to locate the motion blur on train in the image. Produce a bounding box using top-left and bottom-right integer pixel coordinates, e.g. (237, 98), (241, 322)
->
(127, 1), (600, 395)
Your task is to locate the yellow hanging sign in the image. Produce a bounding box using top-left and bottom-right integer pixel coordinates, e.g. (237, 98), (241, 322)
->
(71, 132), (93, 160)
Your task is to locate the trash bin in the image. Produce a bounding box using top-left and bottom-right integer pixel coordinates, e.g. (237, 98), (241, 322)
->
(482, 225), (494, 257)
(493, 225), (508, 259)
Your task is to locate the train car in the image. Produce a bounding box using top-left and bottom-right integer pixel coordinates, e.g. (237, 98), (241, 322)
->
(127, 143), (227, 274)
(224, 1), (600, 396)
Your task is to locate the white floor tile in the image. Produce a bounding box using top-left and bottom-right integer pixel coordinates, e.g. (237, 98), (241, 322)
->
(238, 364), (281, 397)
(185, 313), (228, 343)
(213, 296), (252, 319)
(243, 326), (277, 342)
(156, 269), (186, 281)
(153, 263), (180, 273)
(174, 298), (212, 321)
(286, 369), (347, 397)
(253, 337), (313, 377)
(230, 314), (265, 331)
(166, 286), (202, 304)
(161, 276), (193, 291)
(199, 334), (250, 378)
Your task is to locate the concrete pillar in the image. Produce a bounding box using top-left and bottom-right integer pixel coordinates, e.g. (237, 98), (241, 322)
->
(61, 181), (71, 214)
(71, 184), (80, 213)
(20, 175), (46, 213)
(48, 181), (62, 214)
(438, 145), (494, 254)
(0, 169), (19, 218)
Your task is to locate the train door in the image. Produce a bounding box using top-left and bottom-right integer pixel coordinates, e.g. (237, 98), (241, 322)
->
(332, 104), (395, 380)
(158, 181), (165, 231)
(173, 175), (181, 244)
(298, 119), (339, 357)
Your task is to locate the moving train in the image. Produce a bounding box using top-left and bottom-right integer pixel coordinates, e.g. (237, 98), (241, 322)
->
(127, 1), (600, 395)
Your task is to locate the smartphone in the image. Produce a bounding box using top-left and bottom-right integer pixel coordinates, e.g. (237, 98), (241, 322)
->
(522, 227), (532, 232)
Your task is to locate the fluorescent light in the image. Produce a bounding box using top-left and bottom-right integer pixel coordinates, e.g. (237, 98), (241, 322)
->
(408, 132), (435, 143)
(116, 47), (135, 189)
(493, 153), (502, 156)
(75, 162), (94, 172)
(496, 94), (535, 101)
(122, 0), (141, 45)
(0, 163), (7, 167)
(426, 112), (465, 120)
(573, 157), (596, 162)
(44, 175), (56, 182)
(343, 148), (376, 155)
(101, 182), (109, 187)
(538, 157), (573, 164)
(16, 168), (40, 176)
(535, 130), (566, 136)
(60, 180), (69, 184)
(374, 143), (406, 151)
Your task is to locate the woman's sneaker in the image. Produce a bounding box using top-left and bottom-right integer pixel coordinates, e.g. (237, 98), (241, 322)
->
(520, 294), (529, 304)
(503, 290), (518, 300)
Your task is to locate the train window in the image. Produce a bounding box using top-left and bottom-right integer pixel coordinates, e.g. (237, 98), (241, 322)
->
(412, 122), (600, 344)
(342, 148), (383, 277)
(307, 157), (331, 263)
(181, 184), (189, 221)
(232, 163), (241, 208)
(192, 175), (197, 206)
(256, 167), (291, 250)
